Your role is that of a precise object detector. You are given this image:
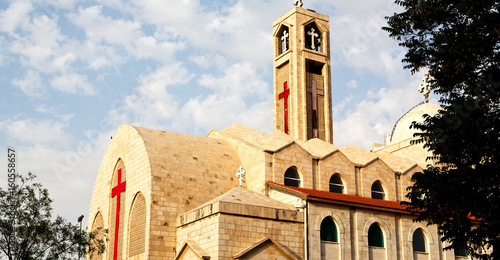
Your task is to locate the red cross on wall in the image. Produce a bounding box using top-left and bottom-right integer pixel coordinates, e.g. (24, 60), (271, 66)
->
(279, 82), (290, 134)
(306, 79), (324, 138)
(111, 168), (126, 260)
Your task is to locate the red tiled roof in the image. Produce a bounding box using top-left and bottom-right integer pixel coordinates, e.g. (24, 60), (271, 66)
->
(268, 181), (411, 213)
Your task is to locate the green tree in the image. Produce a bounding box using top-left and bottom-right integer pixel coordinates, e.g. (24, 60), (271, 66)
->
(384, 0), (499, 259)
(0, 173), (106, 260)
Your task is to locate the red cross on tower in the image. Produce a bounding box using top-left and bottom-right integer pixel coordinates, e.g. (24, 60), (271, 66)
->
(279, 82), (290, 134)
(306, 79), (324, 138)
(111, 168), (126, 260)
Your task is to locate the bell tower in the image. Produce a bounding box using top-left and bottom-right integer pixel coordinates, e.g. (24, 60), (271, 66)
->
(273, 6), (333, 143)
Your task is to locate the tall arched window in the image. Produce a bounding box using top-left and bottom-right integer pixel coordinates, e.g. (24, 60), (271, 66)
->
(368, 223), (384, 248)
(329, 174), (344, 193)
(371, 181), (385, 200)
(128, 193), (146, 257)
(413, 228), (427, 253)
(284, 167), (300, 187)
(320, 217), (338, 242)
(90, 212), (104, 260)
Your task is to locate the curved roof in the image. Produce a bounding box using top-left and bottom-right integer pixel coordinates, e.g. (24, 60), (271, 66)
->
(390, 103), (442, 144)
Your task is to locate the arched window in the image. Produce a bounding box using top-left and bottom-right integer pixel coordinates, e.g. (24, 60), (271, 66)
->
(329, 174), (344, 193)
(305, 22), (322, 52)
(320, 217), (338, 242)
(284, 167), (300, 187)
(371, 181), (385, 200)
(278, 25), (289, 55)
(412, 228), (427, 253)
(90, 212), (104, 260)
(454, 247), (468, 257)
(128, 193), (146, 257)
(368, 223), (384, 248)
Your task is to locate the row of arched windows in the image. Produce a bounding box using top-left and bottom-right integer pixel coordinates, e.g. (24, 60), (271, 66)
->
(284, 167), (387, 200)
(319, 218), (433, 253)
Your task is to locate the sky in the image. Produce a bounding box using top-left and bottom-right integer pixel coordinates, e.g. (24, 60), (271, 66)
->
(0, 0), (436, 223)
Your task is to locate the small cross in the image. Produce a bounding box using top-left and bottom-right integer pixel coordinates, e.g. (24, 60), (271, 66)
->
(236, 165), (246, 187)
(418, 74), (432, 103)
(293, 0), (303, 7)
(281, 30), (289, 53)
(307, 28), (319, 50)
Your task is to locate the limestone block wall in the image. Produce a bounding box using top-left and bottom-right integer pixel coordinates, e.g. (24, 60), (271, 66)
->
(176, 214), (220, 259)
(359, 160), (397, 201)
(272, 143), (313, 189)
(218, 214), (304, 259)
(177, 213), (304, 259)
(400, 218), (441, 260)
(317, 151), (356, 194)
(268, 189), (304, 206)
(88, 125), (241, 260)
(355, 209), (398, 260)
(308, 202), (351, 260)
(176, 246), (204, 260)
(88, 124), (153, 260)
(143, 130), (241, 259)
(208, 130), (272, 194)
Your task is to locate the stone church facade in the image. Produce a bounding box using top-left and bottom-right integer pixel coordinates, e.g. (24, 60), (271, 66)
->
(88, 6), (469, 260)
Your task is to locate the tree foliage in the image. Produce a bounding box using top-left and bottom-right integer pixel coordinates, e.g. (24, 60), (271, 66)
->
(384, 0), (499, 258)
(0, 173), (106, 260)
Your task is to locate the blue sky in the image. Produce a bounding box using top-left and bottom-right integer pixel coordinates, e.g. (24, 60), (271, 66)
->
(0, 0), (435, 223)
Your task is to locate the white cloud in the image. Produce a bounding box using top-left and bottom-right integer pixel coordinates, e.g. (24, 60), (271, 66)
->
(50, 72), (97, 96)
(334, 77), (424, 149)
(11, 70), (45, 98)
(346, 79), (358, 89)
(0, 1), (33, 33)
(67, 5), (183, 64)
(180, 62), (273, 133)
(108, 63), (193, 129)
(35, 104), (74, 122)
(1, 118), (72, 145)
(8, 14), (67, 73)
(69, 5), (141, 50)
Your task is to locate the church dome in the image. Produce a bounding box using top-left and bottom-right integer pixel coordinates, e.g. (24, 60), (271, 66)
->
(389, 102), (442, 144)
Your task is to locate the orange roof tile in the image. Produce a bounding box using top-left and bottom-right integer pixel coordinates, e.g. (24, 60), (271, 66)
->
(268, 181), (411, 213)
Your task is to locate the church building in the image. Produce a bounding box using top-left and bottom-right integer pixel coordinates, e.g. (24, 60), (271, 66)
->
(88, 4), (468, 260)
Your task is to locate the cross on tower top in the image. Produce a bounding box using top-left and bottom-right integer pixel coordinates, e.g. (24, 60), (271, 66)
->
(293, 0), (303, 7)
(236, 165), (246, 187)
(418, 74), (432, 103)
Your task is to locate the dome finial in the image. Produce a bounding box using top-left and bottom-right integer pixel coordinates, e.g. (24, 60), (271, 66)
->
(418, 74), (432, 103)
(293, 0), (303, 7)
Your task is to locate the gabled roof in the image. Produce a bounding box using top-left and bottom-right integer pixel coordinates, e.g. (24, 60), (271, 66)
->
(175, 240), (210, 260)
(233, 236), (299, 260)
(376, 151), (419, 174)
(215, 124), (293, 152)
(177, 187), (302, 227)
(192, 186), (297, 211)
(268, 181), (411, 214)
(301, 138), (341, 159)
(342, 145), (378, 166)
(212, 124), (421, 174)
